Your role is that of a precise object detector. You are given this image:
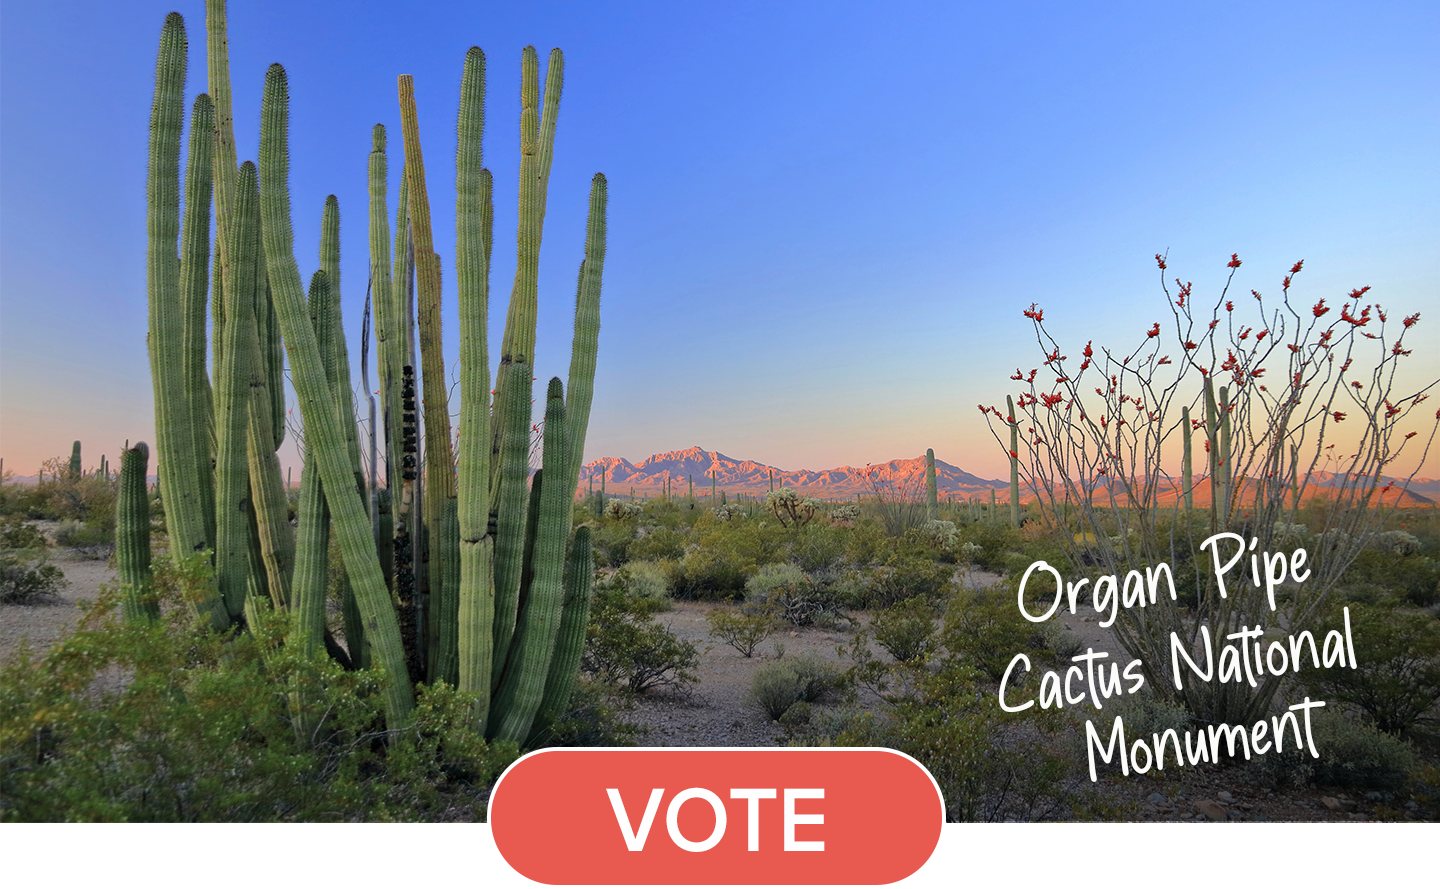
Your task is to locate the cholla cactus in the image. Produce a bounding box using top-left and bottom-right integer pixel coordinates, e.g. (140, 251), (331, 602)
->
(957, 541), (983, 564)
(1371, 530), (1421, 556)
(1271, 521), (1311, 545)
(921, 519), (958, 549)
(764, 488), (821, 528)
(712, 503), (743, 521)
(605, 499), (643, 520)
(828, 503), (859, 523)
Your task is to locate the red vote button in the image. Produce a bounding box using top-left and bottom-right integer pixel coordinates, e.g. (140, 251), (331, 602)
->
(489, 747), (944, 884)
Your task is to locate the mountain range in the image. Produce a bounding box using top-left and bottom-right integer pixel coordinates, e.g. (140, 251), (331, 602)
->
(576, 446), (1440, 505)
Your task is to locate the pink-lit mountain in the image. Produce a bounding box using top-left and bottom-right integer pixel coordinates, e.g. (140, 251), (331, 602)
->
(575, 446), (1007, 499)
(573, 446), (1440, 503)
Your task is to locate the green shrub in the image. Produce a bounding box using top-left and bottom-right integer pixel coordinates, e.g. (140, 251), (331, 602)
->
(749, 655), (840, 720)
(941, 586), (1043, 681)
(835, 664), (1112, 821)
(619, 560), (673, 610)
(706, 607), (776, 657)
(0, 553), (66, 605)
(53, 519), (112, 553)
(1260, 709), (1419, 792)
(628, 526), (688, 562)
(863, 554), (948, 608)
(582, 582), (698, 694)
(0, 517), (48, 552)
(869, 596), (937, 664)
(0, 576), (517, 821)
(1301, 601), (1440, 736)
(745, 563), (841, 626)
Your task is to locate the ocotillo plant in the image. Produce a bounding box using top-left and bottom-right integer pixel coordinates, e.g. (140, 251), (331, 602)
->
(141, 3), (608, 739)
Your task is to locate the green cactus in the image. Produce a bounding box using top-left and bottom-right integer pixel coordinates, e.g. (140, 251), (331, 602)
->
(141, 3), (607, 742)
(1007, 395), (1020, 527)
(116, 442), (157, 623)
(1181, 405), (1194, 512)
(398, 74), (462, 686)
(925, 448), (937, 522)
(259, 62), (414, 727)
(490, 379), (571, 743)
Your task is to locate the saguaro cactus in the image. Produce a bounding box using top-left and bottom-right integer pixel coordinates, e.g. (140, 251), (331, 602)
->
(924, 448), (937, 522)
(1006, 395), (1021, 526)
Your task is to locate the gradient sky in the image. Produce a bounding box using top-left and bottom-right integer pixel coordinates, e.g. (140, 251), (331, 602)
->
(2, 0), (1436, 482)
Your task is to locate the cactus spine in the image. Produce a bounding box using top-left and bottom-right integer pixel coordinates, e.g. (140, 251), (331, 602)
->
(924, 448), (937, 521)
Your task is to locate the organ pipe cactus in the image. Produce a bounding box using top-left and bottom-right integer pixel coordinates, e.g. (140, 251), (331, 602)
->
(116, 442), (157, 623)
(141, 2), (605, 741)
(260, 62), (414, 726)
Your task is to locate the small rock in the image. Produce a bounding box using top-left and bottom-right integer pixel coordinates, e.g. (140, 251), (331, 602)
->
(1364, 791), (1384, 801)
(1406, 801), (1420, 811)
(1321, 797), (1343, 812)
(1147, 792), (1167, 805)
(1348, 813), (1366, 820)
(1217, 791), (1235, 803)
(788, 631), (799, 638)
(1194, 800), (1227, 821)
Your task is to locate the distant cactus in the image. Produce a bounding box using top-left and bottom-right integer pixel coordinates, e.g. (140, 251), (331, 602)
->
(606, 499), (643, 520)
(924, 448), (937, 522)
(764, 488), (822, 529)
(69, 441), (81, 480)
(828, 503), (859, 523)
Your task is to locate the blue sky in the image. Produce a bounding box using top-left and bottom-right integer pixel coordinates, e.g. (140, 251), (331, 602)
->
(2, 0), (1436, 480)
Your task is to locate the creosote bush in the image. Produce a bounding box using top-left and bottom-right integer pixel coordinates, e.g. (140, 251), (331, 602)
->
(0, 568), (518, 821)
(706, 606), (776, 658)
(582, 580), (698, 694)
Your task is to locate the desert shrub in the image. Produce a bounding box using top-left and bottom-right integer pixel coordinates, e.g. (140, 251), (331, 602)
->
(745, 563), (841, 626)
(1301, 602), (1440, 736)
(869, 596), (938, 664)
(618, 560), (673, 610)
(0, 554), (66, 605)
(582, 582), (698, 694)
(589, 519), (638, 568)
(749, 655), (840, 720)
(0, 517), (48, 552)
(941, 586), (1043, 681)
(706, 607), (776, 657)
(672, 544), (750, 600)
(1036, 620), (1085, 661)
(836, 665), (1111, 821)
(0, 580), (517, 822)
(628, 526), (687, 562)
(525, 678), (640, 748)
(1260, 709), (1419, 792)
(1340, 548), (1440, 608)
(787, 523), (847, 575)
(861, 554), (949, 609)
(53, 519), (112, 553)
(956, 520), (1023, 572)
